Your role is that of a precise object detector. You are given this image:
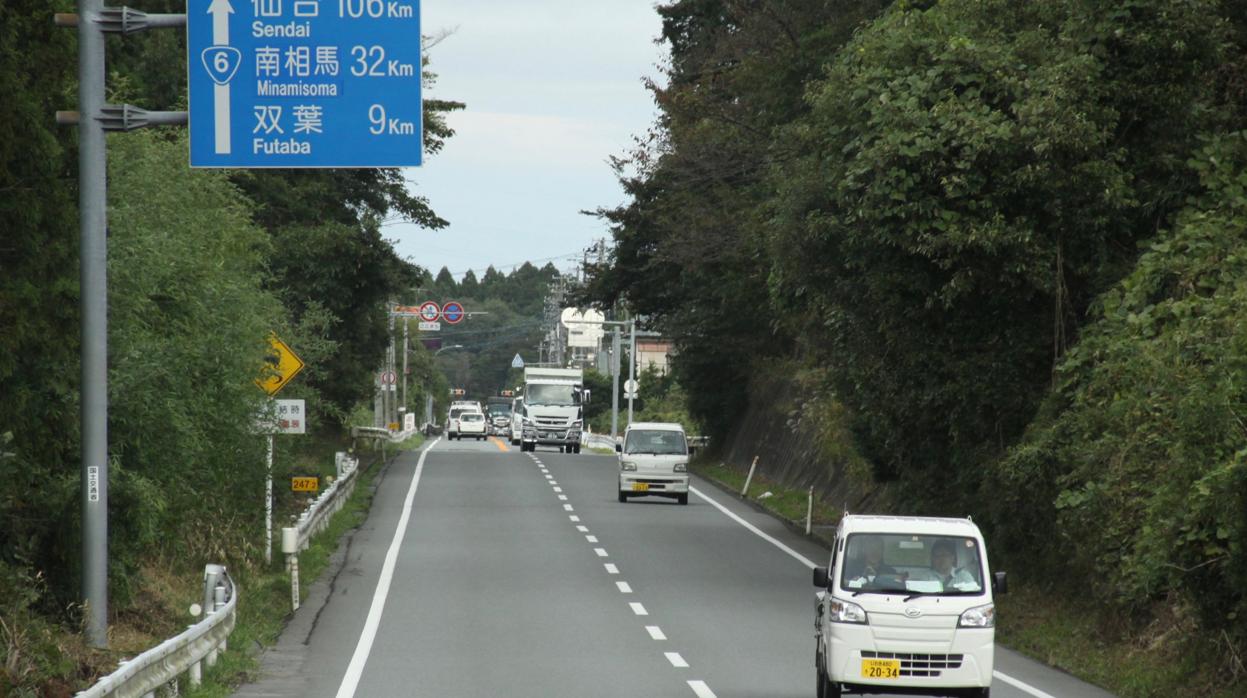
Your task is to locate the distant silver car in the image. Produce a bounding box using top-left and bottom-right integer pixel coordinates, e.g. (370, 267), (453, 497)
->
(455, 411), (487, 440)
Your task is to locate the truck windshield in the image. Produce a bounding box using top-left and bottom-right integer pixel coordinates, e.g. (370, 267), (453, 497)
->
(526, 384), (579, 406)
(623, 430), (687, 455)
(840, 533), (985, 595)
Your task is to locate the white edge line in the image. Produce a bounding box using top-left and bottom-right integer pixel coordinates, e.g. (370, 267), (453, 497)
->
(690, 482), (1053, 698)
(689, 485), (817, 569)
(335, 437), (440, 698)
(993, 671), (1059, 698)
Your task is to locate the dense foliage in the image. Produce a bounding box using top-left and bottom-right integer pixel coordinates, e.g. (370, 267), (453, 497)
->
(0, 1), (460, 690)
(584, 0), (1247, 673)
(413, 262), (562, 401)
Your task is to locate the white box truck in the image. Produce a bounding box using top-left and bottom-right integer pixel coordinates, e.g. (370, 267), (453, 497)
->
(516, 367), (587, 453)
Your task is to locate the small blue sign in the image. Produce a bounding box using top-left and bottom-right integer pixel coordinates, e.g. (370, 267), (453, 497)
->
(442, 301), (464, 324)
(188, 0), (422, 168)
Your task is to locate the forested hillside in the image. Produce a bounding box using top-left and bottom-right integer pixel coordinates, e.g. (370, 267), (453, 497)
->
(583, 0), (1246, 691)
(410, 262), (562, 399)
(0, 0), (460, 691)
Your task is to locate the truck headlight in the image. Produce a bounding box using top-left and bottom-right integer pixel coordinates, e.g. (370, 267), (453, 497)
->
(828, 598), (868, 624)
(621, 462), (637, 472)
(673, 463), (688, 473)
(958, 603), (995, 628)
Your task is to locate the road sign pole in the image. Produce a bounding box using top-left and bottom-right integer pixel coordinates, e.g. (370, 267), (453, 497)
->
(78, 0), (109, 649)
(265, 431), (274, 566)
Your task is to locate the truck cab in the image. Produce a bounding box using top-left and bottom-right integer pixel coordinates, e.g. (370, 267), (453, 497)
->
(517, 368), (586, 453)
(813, 515), (1006, 698)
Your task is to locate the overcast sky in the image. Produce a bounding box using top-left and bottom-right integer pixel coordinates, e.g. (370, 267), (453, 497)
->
(387, 1), (666, 280)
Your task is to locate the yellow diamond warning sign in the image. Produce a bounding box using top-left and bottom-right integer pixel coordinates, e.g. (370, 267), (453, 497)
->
(256, 333), (305, 397)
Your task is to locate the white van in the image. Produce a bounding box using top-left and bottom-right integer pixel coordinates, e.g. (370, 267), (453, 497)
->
(812, 515), (1006, 698)
(615, 422), (689, 505)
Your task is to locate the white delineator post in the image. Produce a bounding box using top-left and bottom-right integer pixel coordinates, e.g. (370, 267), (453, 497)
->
(282, 527), (300, 611)
(741, 456), (759, 498)
(806, 486), (814, 535)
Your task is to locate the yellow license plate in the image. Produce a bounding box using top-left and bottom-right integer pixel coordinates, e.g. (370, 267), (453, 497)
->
(631, 483), (650, 492)
(861, 659), (900, 679)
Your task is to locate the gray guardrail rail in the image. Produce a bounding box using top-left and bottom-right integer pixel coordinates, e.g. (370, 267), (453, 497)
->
(75, 565), (236, 698)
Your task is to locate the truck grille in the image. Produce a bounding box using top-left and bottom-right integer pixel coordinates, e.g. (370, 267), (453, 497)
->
(860, 651), (963, 678)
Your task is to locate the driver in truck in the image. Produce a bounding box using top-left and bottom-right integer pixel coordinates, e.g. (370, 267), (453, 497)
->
(843, 535), (895, 584)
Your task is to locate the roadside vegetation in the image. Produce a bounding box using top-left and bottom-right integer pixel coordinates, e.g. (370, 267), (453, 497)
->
(0, 1), (454, 693)
(582, 0), (1247, 693)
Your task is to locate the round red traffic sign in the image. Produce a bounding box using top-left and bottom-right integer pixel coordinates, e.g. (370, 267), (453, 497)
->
(418, 301), (440, 322)
(442, 301), (465, 324)
(380, 371), (397, 385)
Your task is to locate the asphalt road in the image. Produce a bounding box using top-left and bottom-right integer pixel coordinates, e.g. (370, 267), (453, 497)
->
(233, 437), (1116, 698)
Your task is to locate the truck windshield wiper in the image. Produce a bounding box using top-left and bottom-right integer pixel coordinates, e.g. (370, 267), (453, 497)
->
(852, 588), (909, 597)
(903, 589), (982, 601)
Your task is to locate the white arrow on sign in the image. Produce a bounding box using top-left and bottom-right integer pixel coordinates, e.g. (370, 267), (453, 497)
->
(207, 0), (234, 155)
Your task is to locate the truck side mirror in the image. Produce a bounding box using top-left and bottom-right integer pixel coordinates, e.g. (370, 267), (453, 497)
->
(813, 567), (829, 588)
(615, 443), (622, 453)
(992, 571), (1008, 594)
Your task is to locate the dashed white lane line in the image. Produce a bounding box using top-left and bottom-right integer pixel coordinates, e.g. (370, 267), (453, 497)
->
(558, 494), (569, 501)
(549, 480), (558, 485)
(594, 547), (609, 557)
(604, 563), (619, 574)
(616, 581), (632, 593)
(665, 652), (689, 668)
(687, 680), (716, 698)
(645, 625), (666, 641)
(563, 504), (575, 511)
(552, 486), (563, 492)
(629, 602), (648, 616)
(576, 525), (589, 533)
(585, 535), (599, 543)
(569, 515), (580, 522)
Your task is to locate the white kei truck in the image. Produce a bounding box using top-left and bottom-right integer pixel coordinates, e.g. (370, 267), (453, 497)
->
(516, 367), (587, 453)
(813, 515), (1007, 698)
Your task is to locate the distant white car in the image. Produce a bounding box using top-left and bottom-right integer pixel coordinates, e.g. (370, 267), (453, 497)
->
(456, 411), (488, 440)
(616, 422), (689, 505)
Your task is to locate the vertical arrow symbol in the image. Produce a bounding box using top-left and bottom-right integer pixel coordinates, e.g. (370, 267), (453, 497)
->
(208, 0), (235, 154)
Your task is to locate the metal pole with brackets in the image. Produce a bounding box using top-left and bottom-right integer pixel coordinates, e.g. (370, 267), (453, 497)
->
(56, 2), (189, 649)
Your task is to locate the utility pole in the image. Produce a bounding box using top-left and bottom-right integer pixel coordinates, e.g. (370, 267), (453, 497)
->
(628, 317), (636, 426)
(402, 317), (409, 414)
(611, 327), (621, 438)
(57, 1), (189, 649)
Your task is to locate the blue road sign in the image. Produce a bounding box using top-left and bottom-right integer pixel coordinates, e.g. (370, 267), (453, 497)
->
(442, 301), (464, 324)
(188, 0), (422, 168)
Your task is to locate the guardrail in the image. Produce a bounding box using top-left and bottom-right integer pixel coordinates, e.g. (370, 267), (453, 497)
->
(279, 426), (417, 610)
(584, 433), (617, 451)
(75, 565), (236, 698)
(582, 433), (709, 456)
